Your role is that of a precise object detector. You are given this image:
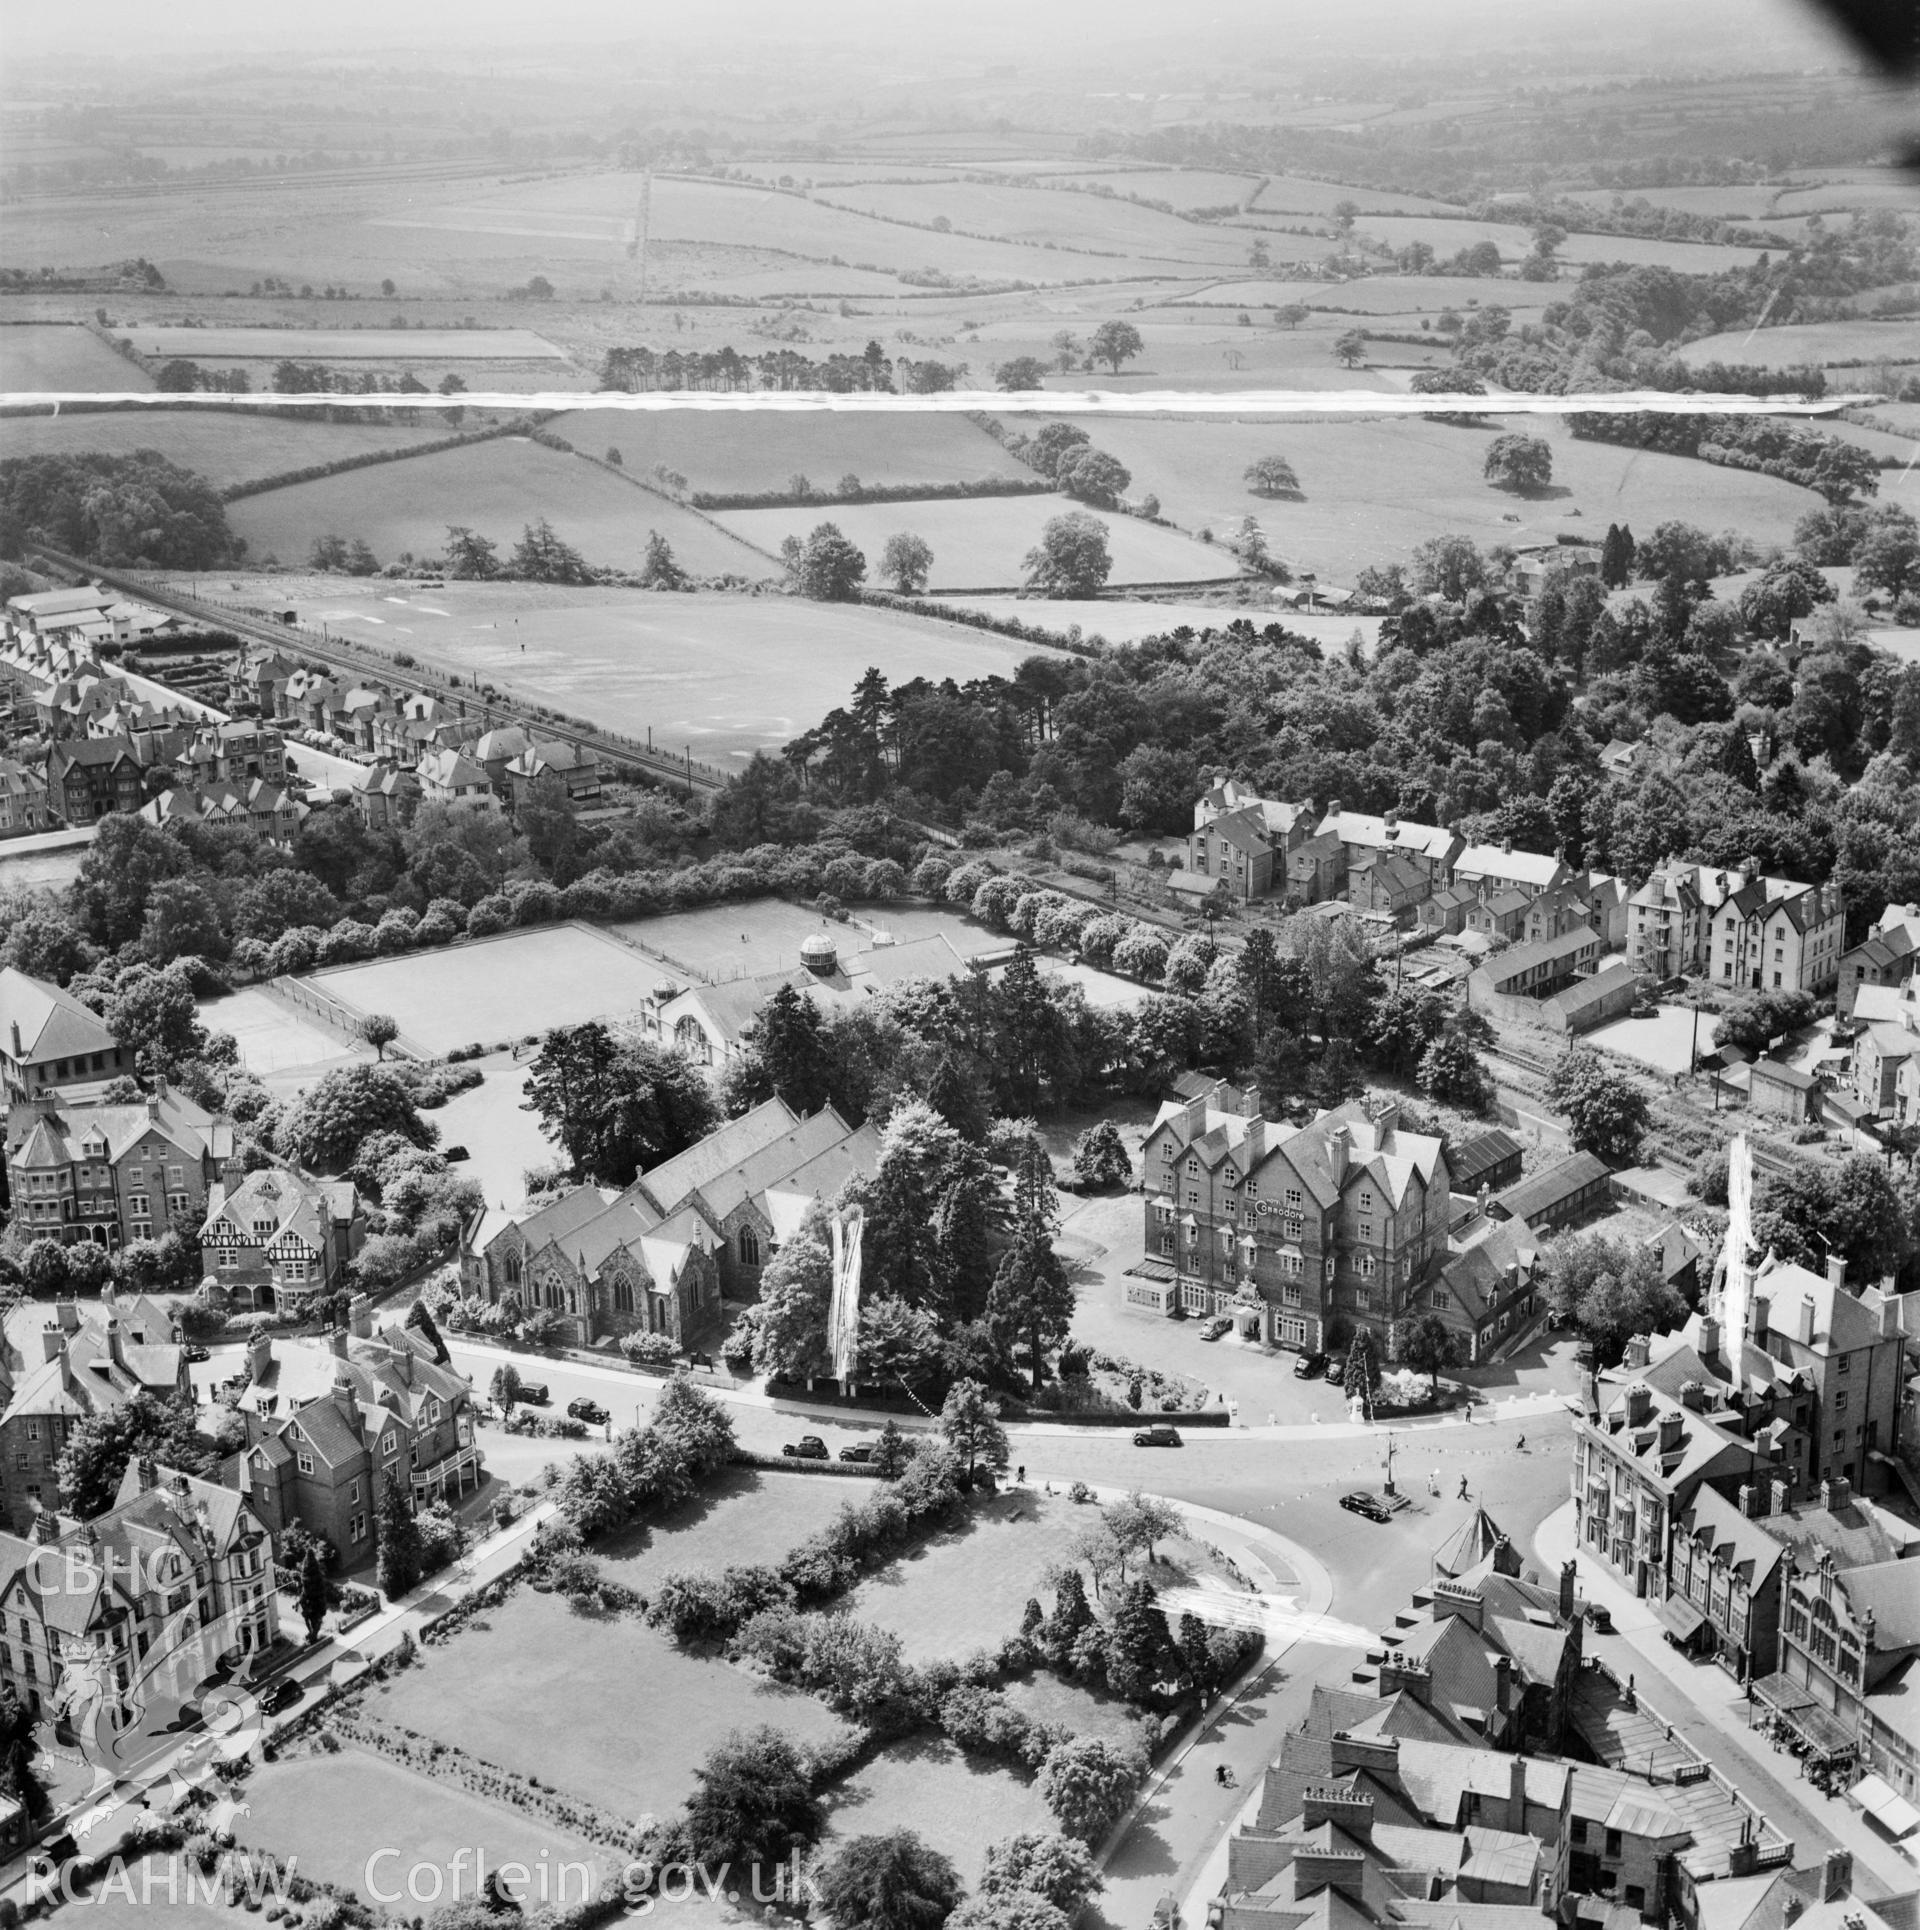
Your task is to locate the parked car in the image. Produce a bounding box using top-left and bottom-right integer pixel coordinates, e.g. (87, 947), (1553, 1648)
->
(567, 1398), (609, 1427)
(1630, 1003), (1657, 1020)
(183, 1344), (211, 1365)
(838, 1442), (875, 1464)
(443, 1144), (470, 1162)
(1292, 1351), (1325, 1379)
(1339, 1491), (1395, 1524)
(784, 1435), (828, 1460)
(1198, 1314), (1232, 1341)
(257, 1678), (302, 1716)
(1134, 1424), (1183, 1448)
(1325, 1356), (1347, 1385)
(517, 1382), (550, 1406)
(1586, 1602), (1613, 1633)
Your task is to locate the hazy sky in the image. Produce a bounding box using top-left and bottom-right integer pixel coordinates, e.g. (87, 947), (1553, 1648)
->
(2, 0), (1874, 70)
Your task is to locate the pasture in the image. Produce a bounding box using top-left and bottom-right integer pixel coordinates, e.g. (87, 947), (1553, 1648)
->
(826, 1733), (1053, 1879)
(1676, 320), (1920, 370)
(936, 596), (1385, 655)
(0, 323), (154, 392)
(217, 578), (1073, 765)
(1085, 411), (1816, 583)
(1049, 168), (1264, 210)
(0, 407), (460, 489)
(227, 436), (762, 577)
(1249, 174), (1464, 217)
(235, 1746), (609, 1905)
(549, 406), (1031, 495)
(305, 924), (676, 1055)
(1343, 213), (1767, 273)
(121, 325), (568, 361)
(1192, 274), (1533, 315)
(372, 1585), (853, 1820)
(713, 496), (1234, 591)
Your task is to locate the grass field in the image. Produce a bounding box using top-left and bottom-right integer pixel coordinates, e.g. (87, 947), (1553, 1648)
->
(374, 1587), (852, 1820)
(1085, 411), (1816, 582)
(593, 1467), (864, 1595)
(307, 924), (676, 1055)
(0, 407), (464, 488)
(122, 325), (567, 360)
(1248, 175), (1478, 218)
(1050, 169), (1264, 210)
(186, 576), (1073, 764)
(826, 1733), (1052, 1878)
(1677, 319), (1920, 370)
(937, 596), (1385, 654)
(0, 323), (154, 392)
(548, 407), (1031, 495)
(1191, 274), (1533, 314)
(1002, 1671), (1149, 1749)
(713, 496), (1234, 591)
(1340, 213), (1766, 273)
(612, 896), (870, 980)
(236, 1747), (608, 1905)
(227, 436), (763, 577)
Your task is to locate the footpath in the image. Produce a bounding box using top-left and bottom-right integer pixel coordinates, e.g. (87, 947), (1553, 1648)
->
(1535, 1502), (1916, 1898)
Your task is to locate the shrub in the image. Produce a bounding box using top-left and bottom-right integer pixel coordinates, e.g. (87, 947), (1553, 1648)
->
(621, 1331), (680, 1364)
(648, 1564), (794, 1644)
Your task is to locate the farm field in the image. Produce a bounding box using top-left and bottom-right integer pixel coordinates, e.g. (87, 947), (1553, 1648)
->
(548, 407), (1031, 495)
(236, 1747), (609, 1905)
(0, 322), (154, 392)
(0, 407), (463, 489)
(936, 596), (1386, 654)
(1084, 412), (1816, 582)
(1676, 320), (1920, 369)
(184, 578), (1075, 765)
(1557, 184), (1790, 219)
(612, 896), (872, 980)
(227, 436), (763, 577)
(1190, 275), (1533, 315)
(968, 314), (1417, 390)
(1775, 180), (1920, 215)
(305, 924), (676, 1056)
(374, 1586), (853, 1820)
(121, 325), (568, 360)
(592, 1467), (863, 1596)
(1048, 168), (1262, 210)
(1248, 174), (1464, 217)
(1342, 213), (1767, 273)
(713, 496), (1236, 591)
(825, 1733), (1052, 1878)
(813, 180), (1250, 268)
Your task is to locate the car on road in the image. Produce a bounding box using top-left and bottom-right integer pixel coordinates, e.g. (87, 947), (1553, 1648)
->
(183, 1344), (211, 1365)
(784, 1435), (829, 1460)
(838, 1442), (875, 1464)
(1292, 1351), (1325, 1379)
(517, 1382), (550, 1406)
(1585, 1602), (1613, 1633)
(443, 1144), (470, 1163)
(567, 1398), (609, 1427)
(1339, 1491), (1395, 1523)
(1198, 1314), (1232, 1341)
(258, 1678), (303, 1716)
(1133, 1424), (1182, 1447)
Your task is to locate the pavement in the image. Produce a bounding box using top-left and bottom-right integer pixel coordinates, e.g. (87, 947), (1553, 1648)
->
(1535, 1501), (1920, 1898)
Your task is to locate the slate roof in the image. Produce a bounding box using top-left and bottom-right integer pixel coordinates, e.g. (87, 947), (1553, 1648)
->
(1492, 1152), (1609, 1223)
(1673, 1486), (1787, 1589)
(203, 1166), (347, 1254)
(1447, 1128), (1522, 1192)
(1453, 845), (1570, 890)
(0, 967), (119, 1065)
(1476, 924), (1601, 992)
(5, 1089), (231, 1172)
(633, 1098), (801, 1210)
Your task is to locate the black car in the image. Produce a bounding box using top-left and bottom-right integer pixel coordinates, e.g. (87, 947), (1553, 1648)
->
(838, 1442), (875, 1464)
(257, 1678), (302, 1716)
(183, 1344), (211, 1365)
(567, 1398), (609, 1427)
(1292, 1351), (1325, 1379)
(1134, 1424), (1182, 1448)
(1324, 1356), (1347, 1385)
(518, 1382), (550, 1406)
(443, 1144), (471, 1162)
(1339, 1491), (1394, 1524)
(784, 1435), (829, 1460)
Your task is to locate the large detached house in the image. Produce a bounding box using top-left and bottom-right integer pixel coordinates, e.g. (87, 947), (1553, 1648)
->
(200, 1163), (363, 1312)
(0, 969), (131, 1104)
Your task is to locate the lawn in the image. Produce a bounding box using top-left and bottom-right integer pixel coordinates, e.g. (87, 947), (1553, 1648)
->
(373, 1587), (853, 1820)
(825, 1732), (1053, 1880)
(713, 497), (1235, 592)
(1677, 319), (1920, 370)
(121, 325), (568, 361)
(1084, 412), (1816, 583)
(306, 923), (678, 1056)
(235, 1746), (610, 1906)
(199, 985), (373, 1093)
(547, 407), (1031, 496)
(0, 408), (465, 489)
(227, 436), (763, 578)
(57, 1854), (234, 1927)
(845, 1492), (1087, 1665)
(1002, 1671), (1150, 1749)
(0, 323), (155, 393)
(592, 1466), (863, 1596)
(612, 897), (869, 980)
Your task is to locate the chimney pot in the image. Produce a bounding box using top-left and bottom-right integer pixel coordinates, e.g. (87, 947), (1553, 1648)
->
(1823, 1850), (1852, 1903)
(1825, 1254), (1846, 1291)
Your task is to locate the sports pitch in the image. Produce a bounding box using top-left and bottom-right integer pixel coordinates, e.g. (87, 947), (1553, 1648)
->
(304, 923), (676, 1055)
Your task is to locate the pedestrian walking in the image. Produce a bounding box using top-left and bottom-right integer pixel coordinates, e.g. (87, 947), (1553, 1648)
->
(1457, 1476), (1470, 1501)
(1429, 1469), (1440, 1497)
(1017, 1464), (1026, 1486)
